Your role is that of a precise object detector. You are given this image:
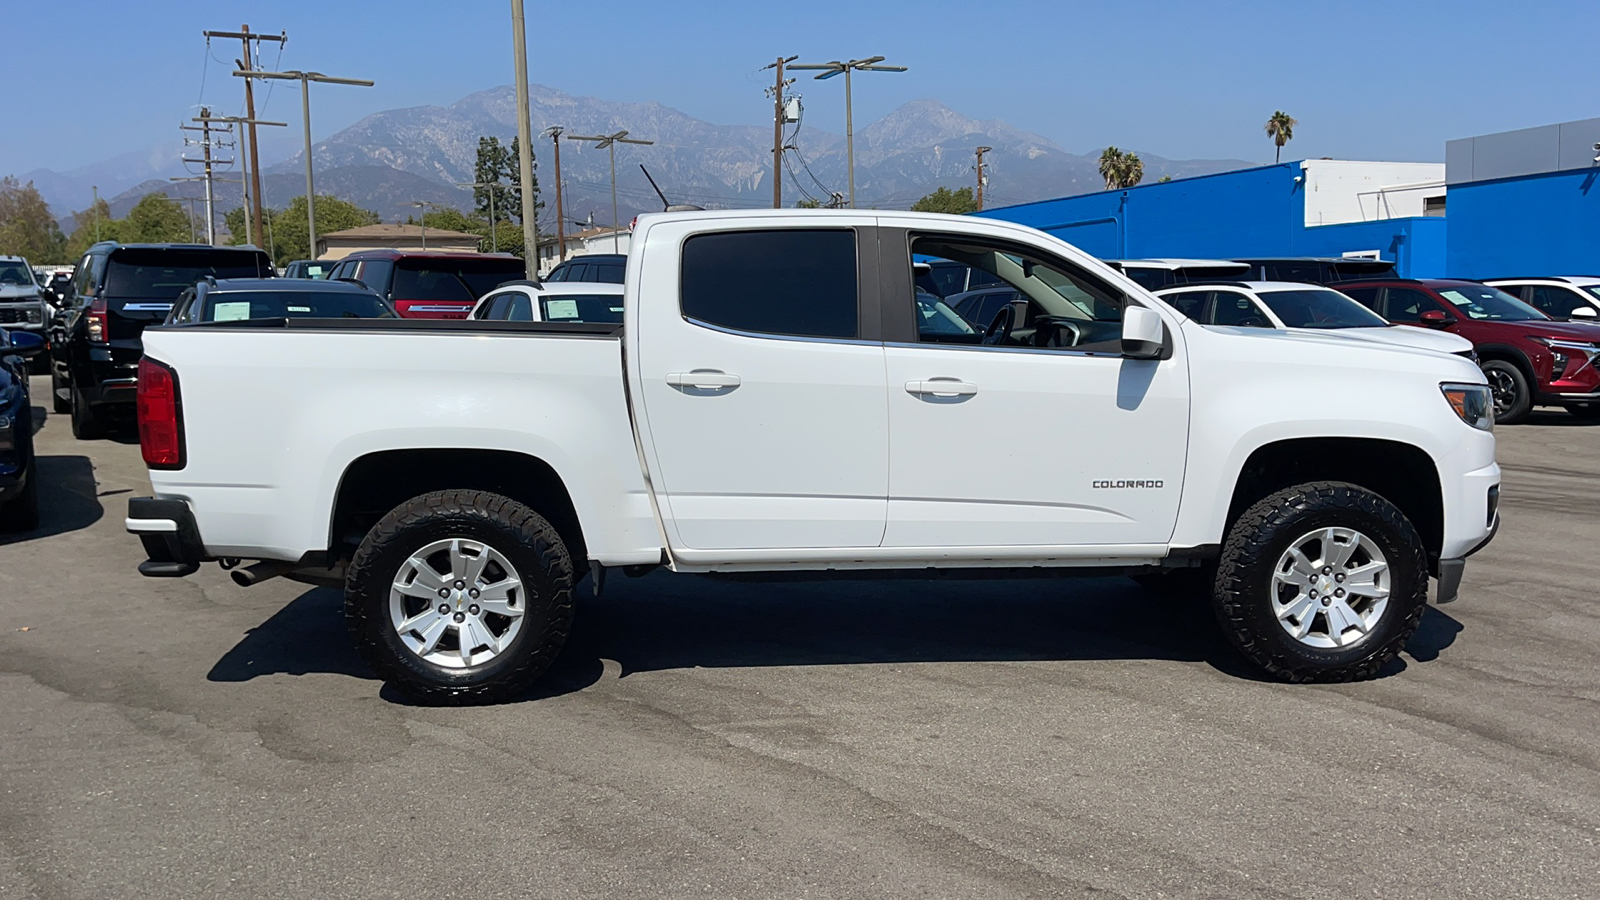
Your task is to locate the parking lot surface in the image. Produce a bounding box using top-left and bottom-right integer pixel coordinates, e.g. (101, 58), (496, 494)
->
(1, 377), (1596, 899)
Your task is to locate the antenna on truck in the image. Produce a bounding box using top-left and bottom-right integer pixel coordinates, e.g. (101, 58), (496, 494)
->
(639, 165), (704, 213)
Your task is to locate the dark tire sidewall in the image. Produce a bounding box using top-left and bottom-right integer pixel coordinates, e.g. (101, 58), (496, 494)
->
(1481, 360), (1531, 424)
(347, 493), (573, 702)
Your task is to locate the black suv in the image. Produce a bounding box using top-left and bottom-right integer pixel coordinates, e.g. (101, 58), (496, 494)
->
(52, 242), (273, 438)
(1232, 257), (1397, 285)
(545, 254), (626, 284)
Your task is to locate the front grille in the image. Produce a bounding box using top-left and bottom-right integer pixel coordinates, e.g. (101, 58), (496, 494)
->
(0, 309), (22, 324)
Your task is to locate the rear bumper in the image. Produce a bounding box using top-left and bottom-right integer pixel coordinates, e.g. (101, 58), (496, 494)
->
(127, 497), (206, 577)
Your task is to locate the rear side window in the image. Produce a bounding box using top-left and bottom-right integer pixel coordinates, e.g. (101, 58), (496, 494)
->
(593, 262), (625, 284)
(1529, 285), (1589, 319)
(680, 230), (858, 339)
(1342, 286), (1380, 310)
(355, 260), (393, 294)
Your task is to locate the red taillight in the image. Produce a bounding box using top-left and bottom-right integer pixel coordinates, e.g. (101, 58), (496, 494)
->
(137, 358), (184, 469)
(87, 296), (108, 343)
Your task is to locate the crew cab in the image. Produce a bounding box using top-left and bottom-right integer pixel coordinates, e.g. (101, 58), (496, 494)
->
(1341, 279), (1600, 422)
(126, 211), (1501, 704)
(324, 250), (525, 319)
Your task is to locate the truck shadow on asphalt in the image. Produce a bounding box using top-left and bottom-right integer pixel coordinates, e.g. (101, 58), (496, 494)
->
(206, 572), (1466, 703)
(0, 453), (102, 546)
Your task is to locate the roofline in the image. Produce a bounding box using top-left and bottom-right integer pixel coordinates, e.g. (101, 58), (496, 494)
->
(977, 161), (1302, 215)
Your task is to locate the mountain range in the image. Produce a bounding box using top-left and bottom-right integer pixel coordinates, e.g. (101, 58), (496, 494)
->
(25, 84), (1257, 234)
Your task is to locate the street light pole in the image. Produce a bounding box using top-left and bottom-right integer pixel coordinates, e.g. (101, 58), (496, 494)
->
(566, 130), (654, 253)
(234, 69), (373, 260)
(456, 182), (500, 252)
(789, 57), (907, 209)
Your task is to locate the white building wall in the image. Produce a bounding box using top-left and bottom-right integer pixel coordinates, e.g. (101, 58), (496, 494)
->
(1301, 160), (1446, 226)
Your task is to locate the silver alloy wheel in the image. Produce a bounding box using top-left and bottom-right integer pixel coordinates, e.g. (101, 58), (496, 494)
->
(1270, 527), (1391, 649)
(1484, 367), (1519, 417)
(389, 538), (525, 669)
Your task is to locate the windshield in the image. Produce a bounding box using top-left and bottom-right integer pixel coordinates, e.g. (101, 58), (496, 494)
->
(540, 293), (624, 324)
(915, 289), (975, 336)
(1257, 288), (1389, 329)
(198, 290), (393, 322)
(0, 262), (35, 286)
(104, 249), (272, 299)
(1437, 285), (1547, 321)
(392, 258), (525, 301)
(1583, 286), (1600, 303)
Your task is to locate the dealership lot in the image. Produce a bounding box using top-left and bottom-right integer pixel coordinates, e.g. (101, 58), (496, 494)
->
(0, 380), (1596, 899)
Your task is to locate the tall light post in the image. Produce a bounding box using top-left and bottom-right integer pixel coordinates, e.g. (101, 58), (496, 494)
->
(403, 201), (439, 250)
(566, 131), (654, 253)
(234, 68), (373, 260)
(789, 57), (907, 209)
(456, 181), (502, 253)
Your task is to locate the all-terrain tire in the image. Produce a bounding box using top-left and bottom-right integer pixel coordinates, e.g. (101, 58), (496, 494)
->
(1214, 481), (1427, 683)
(345, 490), (575, 705)
(1481, 359), (1532, 424)
(69, 382), (105, 440)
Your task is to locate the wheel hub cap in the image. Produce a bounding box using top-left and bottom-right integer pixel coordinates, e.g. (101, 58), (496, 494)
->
(388, 538), (525, 669)
(1270, 527), (1390, 649)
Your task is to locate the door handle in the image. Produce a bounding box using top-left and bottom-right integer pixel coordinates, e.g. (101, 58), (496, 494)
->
(667, 370), (742, 390)
(905, 379), (978, 397)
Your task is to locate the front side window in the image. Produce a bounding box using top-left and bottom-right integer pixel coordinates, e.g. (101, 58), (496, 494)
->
(1529, 285), (1589, 319)
(1158, 290), (1209, 320)
(1256, 288), (1389, 329)
(680, 229), (858, 339)
(1383, 288), (1446, 323)
(1436, 285), (1545, 322)
(1209, 291), (1270, 327)
(910, 235), (1127, 352)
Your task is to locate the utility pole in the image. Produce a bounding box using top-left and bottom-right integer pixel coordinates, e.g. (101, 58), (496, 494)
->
(236, 68), (374, 260)
(194, 114), (288, 246)
(180, 108), (229, 244)
(205, 26), (287, 245)
(91, 186), (100, 242)
(763, 56), (797, 208)
(790, 57), (907, 209)
(404, 201), (432, 250)
(567, 131), (654, 253)
(542, 126), (566, 262)
(975, 146), (992, 211)
(510, 0), (539, 279)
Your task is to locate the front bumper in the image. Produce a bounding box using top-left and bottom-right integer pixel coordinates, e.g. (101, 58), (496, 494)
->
(127, 497), (206, 577)
(1435, 511), (1499, 604)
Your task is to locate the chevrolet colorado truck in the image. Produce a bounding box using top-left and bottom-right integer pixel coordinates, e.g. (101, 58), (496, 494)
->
(126, 210), (1501, 703)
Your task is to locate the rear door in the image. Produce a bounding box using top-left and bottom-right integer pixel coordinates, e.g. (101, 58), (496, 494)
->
(630, 219), (889, 553)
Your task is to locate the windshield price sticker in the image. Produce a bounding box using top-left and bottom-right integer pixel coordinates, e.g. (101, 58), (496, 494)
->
(213, 301), (252, 322)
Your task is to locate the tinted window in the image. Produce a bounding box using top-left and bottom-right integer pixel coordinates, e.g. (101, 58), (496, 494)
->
(591, 262), (625, 284)
(1383, 288), (1445, 323)
(1256, 289), (1389, 328)
(0, 261), (34, 286)
(1159, 290), (1209, 319)
(390, 258), (524, 302)
(1342, 286), (1380, 310)
(1121, 268), (1171, 291)
(103, 249), (272, 300)
(1262, 262), (1325, 284)
(355, 259), (393, 293)
(1210, 292), (1270, 327)
(541, 293), (624, 324)
(196, 290), (393, 322)
(1529, 286), (1589, 319)
(680, 230), (858, 339)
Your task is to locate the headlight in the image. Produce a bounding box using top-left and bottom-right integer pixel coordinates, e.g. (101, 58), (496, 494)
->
(1441, 383), (1493, 432)
(1532, 337), (1600, 380)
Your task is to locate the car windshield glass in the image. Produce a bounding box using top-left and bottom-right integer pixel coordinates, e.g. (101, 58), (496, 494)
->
(1437, 285), (1547, 321)
(391, 258), (525, 301)
(1584, 286), (1600, 302)
(1256, 288), (1389, 328)
(540, 293), (624, 324)
(0, 262), (34, 285)
(104, 250), (272, 298)
(915, 289), (975, 335)
(199, 290), (393, 322)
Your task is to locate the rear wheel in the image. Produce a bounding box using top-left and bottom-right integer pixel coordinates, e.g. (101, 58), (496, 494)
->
(1481, 360), (1531, 424)
(344, 490), (575, 705)
(69, 382), (105, 440)
(1214, 482), (1427, 683)
(50, 368), (69, 414)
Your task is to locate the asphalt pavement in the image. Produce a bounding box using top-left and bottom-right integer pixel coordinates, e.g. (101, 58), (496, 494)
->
(1, 376), (1596, 899)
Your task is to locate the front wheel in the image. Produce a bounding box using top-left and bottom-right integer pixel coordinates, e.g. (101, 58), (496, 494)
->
(1481, 360), (1531, 424)
(1214, 482), (1427, 683)
(344, 490), (575, 705)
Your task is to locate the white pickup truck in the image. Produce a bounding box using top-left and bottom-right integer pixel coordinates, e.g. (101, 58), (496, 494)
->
(127, 210), (1501, 703)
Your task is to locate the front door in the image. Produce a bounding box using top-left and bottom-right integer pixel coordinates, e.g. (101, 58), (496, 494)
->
(632, 221), (889, 552)
(881, 231), (1190, 549)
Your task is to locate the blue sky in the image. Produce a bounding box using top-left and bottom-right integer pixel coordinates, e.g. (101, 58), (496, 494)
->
(7, 0), (1596, 176)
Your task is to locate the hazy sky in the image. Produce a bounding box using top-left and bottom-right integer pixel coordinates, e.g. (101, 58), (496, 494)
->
(8, 0), (1595, 175)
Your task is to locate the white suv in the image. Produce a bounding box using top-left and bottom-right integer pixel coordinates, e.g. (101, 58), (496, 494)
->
(1482, 277), (1600, 321)
(1154, 281), (1476, 357)
(469, 280), (624, 324)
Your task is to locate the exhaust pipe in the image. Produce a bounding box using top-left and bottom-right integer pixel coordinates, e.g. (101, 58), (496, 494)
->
(231, 560), (298, 587)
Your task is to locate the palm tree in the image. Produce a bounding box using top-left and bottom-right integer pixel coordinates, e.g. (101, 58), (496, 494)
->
(1265, 111), (1297, 163)
(1099, 146), (1124, 190)
(1119, 153), (1144, 189)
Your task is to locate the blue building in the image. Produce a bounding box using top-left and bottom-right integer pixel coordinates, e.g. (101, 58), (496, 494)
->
(978, 116), (1600, 278)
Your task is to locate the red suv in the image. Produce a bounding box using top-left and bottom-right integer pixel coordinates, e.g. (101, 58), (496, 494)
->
(325, 250), (525, 319)
(1341, 279), (1600, 423)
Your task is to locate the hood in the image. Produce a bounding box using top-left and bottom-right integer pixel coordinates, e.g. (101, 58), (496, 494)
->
(1319, 326), (1474, 355)
(1489, 319), (1600, 343)
(0, 285), (41, 301)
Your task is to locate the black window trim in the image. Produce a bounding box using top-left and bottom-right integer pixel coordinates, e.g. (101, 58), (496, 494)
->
(676, 225), (881, 345)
